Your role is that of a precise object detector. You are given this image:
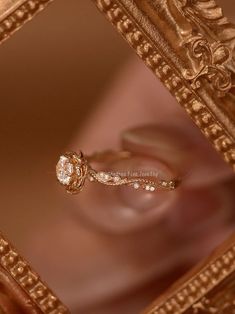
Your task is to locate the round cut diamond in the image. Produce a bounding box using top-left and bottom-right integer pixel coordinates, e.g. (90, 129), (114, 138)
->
(133, 183), (140, 189)
(56, 156), (74, 185)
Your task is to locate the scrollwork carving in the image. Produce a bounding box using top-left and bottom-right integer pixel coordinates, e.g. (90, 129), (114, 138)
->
(94, 0), (235, 171)
(182, 0), (235, 95)
(183, 35), (232, 95)
(152, 0), (235, 95)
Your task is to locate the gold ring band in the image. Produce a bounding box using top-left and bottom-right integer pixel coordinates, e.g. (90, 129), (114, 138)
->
(56, 150), (179, 194)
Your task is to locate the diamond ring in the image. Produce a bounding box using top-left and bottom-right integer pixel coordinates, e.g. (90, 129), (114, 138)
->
(56, 150), (179, 194)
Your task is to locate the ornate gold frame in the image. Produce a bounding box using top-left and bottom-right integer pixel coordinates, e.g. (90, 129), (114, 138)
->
(0, 233), (69, 313)
(0, 0), (235, 313)
(142, 234), (235, 314)
(93, 0), (235, 172)
(0, 0), (53, 44)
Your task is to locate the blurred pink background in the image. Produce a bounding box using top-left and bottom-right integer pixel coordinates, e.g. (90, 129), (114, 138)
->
(0, 0), (132, 247)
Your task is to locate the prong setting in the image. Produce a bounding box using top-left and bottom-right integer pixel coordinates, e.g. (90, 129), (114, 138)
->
(56, 151), (88, 194)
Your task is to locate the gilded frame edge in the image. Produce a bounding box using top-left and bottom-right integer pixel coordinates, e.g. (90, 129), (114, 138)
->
(93, 0), (235, 172)
(142, 234), (235, 314)
(0, 233), (69, 314)
(0, 0), (54, 44)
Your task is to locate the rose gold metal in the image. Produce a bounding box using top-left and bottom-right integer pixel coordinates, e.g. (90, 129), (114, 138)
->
(56, 150), (179, 194)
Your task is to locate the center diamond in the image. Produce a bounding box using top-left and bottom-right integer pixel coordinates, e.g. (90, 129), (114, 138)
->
(56, 155), (74, 185)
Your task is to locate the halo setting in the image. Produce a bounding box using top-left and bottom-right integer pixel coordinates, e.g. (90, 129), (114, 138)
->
(56, 151), (88, 194)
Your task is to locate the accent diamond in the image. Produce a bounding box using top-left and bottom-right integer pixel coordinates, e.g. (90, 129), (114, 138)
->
(97, 172), (110, 182)
(133, 183), (140, 189)
(113, 175), (121, 182)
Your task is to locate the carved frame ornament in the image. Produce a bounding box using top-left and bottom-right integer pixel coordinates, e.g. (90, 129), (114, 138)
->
(0, 0), (235, 314)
